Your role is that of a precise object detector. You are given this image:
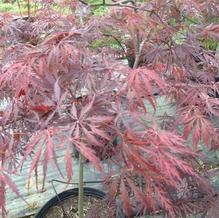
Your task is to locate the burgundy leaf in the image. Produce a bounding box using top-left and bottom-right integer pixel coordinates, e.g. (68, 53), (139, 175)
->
(120, 180), (132, 217)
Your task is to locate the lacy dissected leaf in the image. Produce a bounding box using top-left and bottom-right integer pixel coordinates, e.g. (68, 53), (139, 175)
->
(178, 105), (217, 147)
(126, 66), (166, 110)
(68, 97), (115, 169)
(0, 0), (219, 217)
(205, 95), (219, 117)
(45, 33), (81, 74)
(120, 180), (132, 216)
(0, 61), (32, 98)
(0, 182), (6, 218)
(202, 24), (219, 40)
(107, 126), (211, 216)
(73, 140), (102, 171)
(70, 96), (114, 146)
(0, 169), (21, 218)
(21, 128), (63, 191)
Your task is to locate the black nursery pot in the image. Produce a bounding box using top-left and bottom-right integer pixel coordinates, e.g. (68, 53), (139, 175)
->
(35, 187), (107, 218)
(35, 187), (140, 218)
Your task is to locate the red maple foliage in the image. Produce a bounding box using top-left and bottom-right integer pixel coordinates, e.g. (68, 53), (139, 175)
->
(0, 0), (219, 217)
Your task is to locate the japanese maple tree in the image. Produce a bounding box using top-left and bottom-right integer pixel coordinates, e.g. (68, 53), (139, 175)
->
(0, 0), (219, 217)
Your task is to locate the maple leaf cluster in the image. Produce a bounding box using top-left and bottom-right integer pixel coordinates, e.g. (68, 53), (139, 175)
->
(0, 0), (219, 217)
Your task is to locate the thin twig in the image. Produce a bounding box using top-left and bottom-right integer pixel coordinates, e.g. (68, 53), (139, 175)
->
(51, 180), (68, 216)
(16, 0), (23, 17)
(133, 29), (141, 69)
(78, 0), (138, 10)
(103, 33), (127, 54)
(49, 179), (103, 185)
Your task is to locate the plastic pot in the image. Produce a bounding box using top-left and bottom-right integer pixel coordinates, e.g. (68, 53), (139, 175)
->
(35, 187), (107, 217)
(35, 187), (139, 217)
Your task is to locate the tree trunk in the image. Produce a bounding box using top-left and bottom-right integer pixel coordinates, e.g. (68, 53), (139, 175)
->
(78, 153), (84, 218)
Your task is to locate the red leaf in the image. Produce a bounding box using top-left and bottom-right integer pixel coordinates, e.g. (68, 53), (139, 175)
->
(18, 89), (26, 97)
(88, 125), (111, 141)
(27, 146), (42, 191)
(29, 105), (54, 113)
(127, 67), (166, 110)
(79, 96), (95, 119)
(82, 126), (102, 146)
(120, 180), (132, 217)
(203, 24), (219, 40)
(183, 123), (193, 140)
(75, 141), (102, 171)
(42, 129), (63, 190)
(0, 169), (23, 217)
(0, 182), (6, 218)
(153, 185), (174, 217)
(86, 115), (113, 124)
(71, 103), (78, 119)
(0, 173), (20, 198)
(22, 128), (63, 191)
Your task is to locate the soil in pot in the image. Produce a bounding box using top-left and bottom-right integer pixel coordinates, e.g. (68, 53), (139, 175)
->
(42, 195), (116, 218)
